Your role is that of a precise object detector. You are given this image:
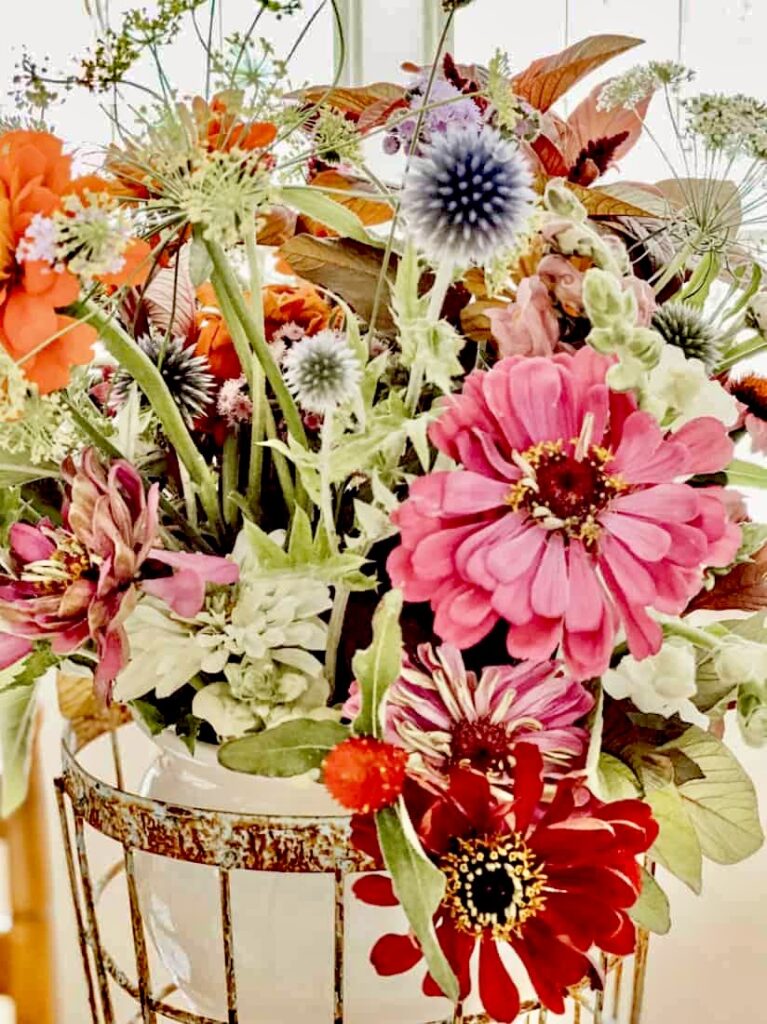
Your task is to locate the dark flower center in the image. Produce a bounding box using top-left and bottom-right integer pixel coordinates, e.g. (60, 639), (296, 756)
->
(442, 834), (547, 939)
(507, 439), (627, 547)
(450, 717), (512, 773)
(731, 373), (767, 421)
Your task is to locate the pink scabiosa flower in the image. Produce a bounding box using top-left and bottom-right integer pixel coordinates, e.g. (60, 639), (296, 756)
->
(386, 643), (593, 792)
(0, 449), (238, 697)
(387, 348), (740, 680)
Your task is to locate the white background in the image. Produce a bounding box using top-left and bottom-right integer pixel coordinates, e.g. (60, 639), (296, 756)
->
(0, 2), (766, 1023)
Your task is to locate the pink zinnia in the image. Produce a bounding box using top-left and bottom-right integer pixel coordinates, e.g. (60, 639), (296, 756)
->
(386, 643), (592, 792)
(387, 349), (740, 680)
(0, 449), (238, 697)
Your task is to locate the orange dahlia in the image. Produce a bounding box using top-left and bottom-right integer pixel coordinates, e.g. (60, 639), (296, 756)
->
(0, 130), (96, 393)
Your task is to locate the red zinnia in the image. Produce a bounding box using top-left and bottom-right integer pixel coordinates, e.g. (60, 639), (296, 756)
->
(353, 746), (658, 1022)
(323, 736), (409, 814)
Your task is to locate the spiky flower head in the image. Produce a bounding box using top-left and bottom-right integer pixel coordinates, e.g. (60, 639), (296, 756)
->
(283, 330), (362, 414)
(110, 333), (215, 426)
(400, 126), (535, 266)
(651, 300), (722, 371)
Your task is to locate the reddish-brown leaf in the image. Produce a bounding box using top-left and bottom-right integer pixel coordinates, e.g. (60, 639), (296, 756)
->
(563, 80), (653, 167)
(688, 545), (767, 613)
(460, 299), (507, 344)
(287, 82), (407, 118)
(568, 181), (662, 218)
(307, 169), (395, 229)
(529, 134), (570, 177)
(257, 204), (298, 246)
(277, 234), (397, 332)
(512, 34), (644, 112)
(357, 96), (409, 135)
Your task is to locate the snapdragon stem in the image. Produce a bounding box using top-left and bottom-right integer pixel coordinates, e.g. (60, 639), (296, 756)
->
(69, 299), (221, 535)
(717, 333), (767, 371)
(205, 237), (308, 449)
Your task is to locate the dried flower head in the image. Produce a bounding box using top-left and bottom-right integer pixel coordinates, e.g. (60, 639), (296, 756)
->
(400, 126), (535, 266)
(323, 736), (409, 813)
(283, 330), (361, 413)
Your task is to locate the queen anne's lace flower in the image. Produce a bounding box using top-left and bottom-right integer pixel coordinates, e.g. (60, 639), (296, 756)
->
(598, 62), (694, 111)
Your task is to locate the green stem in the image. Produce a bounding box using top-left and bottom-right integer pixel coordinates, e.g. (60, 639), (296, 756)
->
(325, 583), (351, 687)
(264, 401), (296, 511)
(205, 238), (308, 449)
(662, 620), (720, 651)
(248, 362), (266, 514)
(653, 242), (693, 296)
(717, 333), (767, 372)
(222, 432), (239, 528)
(245, 232), (267, 513)
(319, 409), (338, 552)
(69, 299), (221, 534)
(404, 259), (454, 415)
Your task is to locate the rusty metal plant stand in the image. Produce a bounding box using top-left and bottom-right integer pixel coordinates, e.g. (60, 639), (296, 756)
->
(55, 718), (651, 1024)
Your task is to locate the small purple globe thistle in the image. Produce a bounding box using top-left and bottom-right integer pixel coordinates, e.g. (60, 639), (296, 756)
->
(400, 126), (535, 265)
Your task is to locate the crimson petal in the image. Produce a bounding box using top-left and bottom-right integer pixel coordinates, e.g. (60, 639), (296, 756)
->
(478, 936), (521, 1023)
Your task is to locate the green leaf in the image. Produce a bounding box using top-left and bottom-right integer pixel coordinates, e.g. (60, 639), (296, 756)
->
(131, 699), (167, 736)
(0, 449), (60, 487)
(277, 186), (383, 247)
(595, 753), (641, 801)
(726, 458), (767, 490)
(352, 590), (403, 738)
(376, 803), (459, 1003)
(218, 718), (350, 777)
(647, 787), (703, 893)
(662, 726), (764, 864)
(678, 250), (721, 308)
(0, 672), (40, 817)
(629, 866), (671, 935)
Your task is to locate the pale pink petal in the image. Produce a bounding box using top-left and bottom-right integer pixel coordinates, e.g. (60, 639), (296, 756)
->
(436, 471), (510, 515)
(564, 542), (607, 633)
(611, 485), (699, 523)
(598, 535), (656, 607)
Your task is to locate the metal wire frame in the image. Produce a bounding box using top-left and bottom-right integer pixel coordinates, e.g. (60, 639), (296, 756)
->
(55, 720), (651, 1024)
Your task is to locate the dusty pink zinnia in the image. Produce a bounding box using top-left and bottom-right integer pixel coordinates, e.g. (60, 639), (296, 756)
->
(385, 643), (592, 792)
(0, 449), (238, 697)
(387, 349), (740, 680)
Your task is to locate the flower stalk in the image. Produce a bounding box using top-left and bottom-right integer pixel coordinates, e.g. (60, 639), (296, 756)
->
(69, 299), (222, 533)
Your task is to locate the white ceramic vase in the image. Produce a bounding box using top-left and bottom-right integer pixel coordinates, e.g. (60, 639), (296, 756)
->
(137, 731), (469, 1023)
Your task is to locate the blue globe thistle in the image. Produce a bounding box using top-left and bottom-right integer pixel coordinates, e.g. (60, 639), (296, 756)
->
(400, 126), (535, 266)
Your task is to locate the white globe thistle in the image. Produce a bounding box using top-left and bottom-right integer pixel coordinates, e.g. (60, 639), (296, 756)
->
(282, 330), (362, 414)
(400, 126), (536, 266)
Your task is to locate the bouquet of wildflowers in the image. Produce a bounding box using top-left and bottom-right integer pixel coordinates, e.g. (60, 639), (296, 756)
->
(1, 3), (767, 1019)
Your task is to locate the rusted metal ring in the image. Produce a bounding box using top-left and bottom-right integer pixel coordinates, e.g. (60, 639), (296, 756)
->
(59, 728), (374, 873)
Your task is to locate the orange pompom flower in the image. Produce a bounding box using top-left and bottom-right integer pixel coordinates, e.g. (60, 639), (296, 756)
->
(323, 736), (409, 814)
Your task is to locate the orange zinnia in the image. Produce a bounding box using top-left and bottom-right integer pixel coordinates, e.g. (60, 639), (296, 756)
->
(0, 130), (96, 393)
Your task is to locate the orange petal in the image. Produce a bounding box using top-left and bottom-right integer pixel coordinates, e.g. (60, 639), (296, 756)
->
(98, 238), (153, 289)
(23, 315), (96, 394)
(2, 290), (59, 355)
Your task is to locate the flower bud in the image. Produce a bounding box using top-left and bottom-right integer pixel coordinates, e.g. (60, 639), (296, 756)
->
(544, 180), (587, 222)
(737, 679), (767, 747)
